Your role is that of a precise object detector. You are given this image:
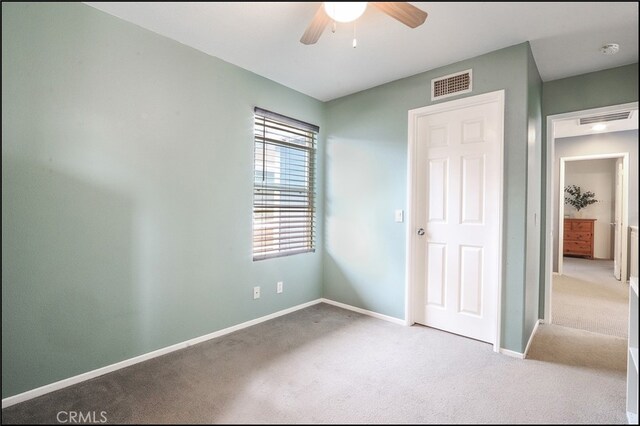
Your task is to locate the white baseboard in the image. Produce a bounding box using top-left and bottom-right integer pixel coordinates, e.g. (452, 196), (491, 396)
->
(523, 319), (543, 358)
(499, 348), (525, 359)
(498, 319), (542, 360)
(2, 299), (323, 409)
(320, 298), (407, 325)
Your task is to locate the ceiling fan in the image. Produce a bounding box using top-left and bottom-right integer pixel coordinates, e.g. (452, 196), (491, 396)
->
(300, 2), (428, 45)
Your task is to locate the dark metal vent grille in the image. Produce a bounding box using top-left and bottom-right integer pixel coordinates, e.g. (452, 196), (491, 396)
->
(432, 71), (472, 100)
(580, 112), (631, 125)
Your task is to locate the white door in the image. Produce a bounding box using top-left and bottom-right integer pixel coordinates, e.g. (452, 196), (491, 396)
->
(410, 91), (503, 345)
(614, 158), (623, 280)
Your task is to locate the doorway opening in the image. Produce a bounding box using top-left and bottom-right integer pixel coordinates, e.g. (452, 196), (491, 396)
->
(558, 154), (628, 278)
(555, 153), (629, 337)
(544, 102), (638, 335)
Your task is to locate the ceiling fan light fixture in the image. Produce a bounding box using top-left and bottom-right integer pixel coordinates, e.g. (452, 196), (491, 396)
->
(323, 2), (367, 23)
(300, 2), (426, 45)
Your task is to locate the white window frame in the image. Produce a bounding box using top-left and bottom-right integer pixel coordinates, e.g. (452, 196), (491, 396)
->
(252, 107), (318, 261)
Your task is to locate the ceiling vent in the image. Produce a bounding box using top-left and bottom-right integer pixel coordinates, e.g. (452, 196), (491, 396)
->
(579, 111), (631, 125)
(431, 69), (472, 101)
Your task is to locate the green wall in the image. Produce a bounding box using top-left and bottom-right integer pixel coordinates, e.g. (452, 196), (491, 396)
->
(2, 2), (324, 398)
(538, 63), (639, 317)
(324, 42), (539, 352)
(524, 45), (543, 347)
(542, 64), (638, 117)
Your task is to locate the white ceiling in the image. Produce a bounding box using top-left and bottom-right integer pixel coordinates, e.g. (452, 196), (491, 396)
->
(85, 2), (638, 102)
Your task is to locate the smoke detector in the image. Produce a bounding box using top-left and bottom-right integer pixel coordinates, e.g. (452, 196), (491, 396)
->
(600, 43), (620, 55)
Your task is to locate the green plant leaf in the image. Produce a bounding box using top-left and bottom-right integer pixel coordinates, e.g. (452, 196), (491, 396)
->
(564, 185), (598, 211)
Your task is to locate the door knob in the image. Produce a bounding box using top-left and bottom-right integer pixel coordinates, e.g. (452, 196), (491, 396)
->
(417, 228), (425, 236)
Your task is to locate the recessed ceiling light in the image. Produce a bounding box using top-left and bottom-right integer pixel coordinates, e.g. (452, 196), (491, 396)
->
(592, 123), (607, 131)
(600, 43), (620, 55)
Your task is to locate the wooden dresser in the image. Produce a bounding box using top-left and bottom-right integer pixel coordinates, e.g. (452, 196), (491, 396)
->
(563, 218), (596, 259)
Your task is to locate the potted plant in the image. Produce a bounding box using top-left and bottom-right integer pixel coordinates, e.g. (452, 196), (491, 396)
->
(564, 184), (598, 217)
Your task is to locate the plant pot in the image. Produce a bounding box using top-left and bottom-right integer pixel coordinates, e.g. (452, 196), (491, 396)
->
(574, 210), (584, 218)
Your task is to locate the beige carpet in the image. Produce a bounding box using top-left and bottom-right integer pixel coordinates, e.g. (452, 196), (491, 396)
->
(2, 303), (627, 424)
(527, 323), (627, 373)
(552, 258), (629, 338)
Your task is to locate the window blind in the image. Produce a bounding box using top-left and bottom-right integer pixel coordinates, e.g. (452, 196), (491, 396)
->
(253, 107), (318, 260)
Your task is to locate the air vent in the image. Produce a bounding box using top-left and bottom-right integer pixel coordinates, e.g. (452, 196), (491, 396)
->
(431, 69), (472, 101)
(580, 111), (631, 125)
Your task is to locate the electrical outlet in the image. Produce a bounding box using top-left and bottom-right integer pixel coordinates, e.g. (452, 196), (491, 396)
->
(253, 286), (260, 299)
(277, 281), (283, 294)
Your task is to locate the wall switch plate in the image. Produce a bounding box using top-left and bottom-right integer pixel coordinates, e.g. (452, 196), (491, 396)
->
(253, 286), (260, 299)
(277, 281), (283, 294)
(395, 209), (404, 223)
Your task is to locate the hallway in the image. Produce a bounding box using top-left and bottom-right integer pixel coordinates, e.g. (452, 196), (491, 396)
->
(553, 257), (629, 338)
(527, 256), (628, 373)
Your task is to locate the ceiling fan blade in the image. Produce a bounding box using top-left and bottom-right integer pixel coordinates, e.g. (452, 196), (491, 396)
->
(300, 5), (331, 45)
(370, 2), (428, 28)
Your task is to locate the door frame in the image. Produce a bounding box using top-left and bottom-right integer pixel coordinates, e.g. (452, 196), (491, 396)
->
(405, 89), (505, 352)
(614, 158), (624, 280)
(543, 101), (637, 325)
(557, 152), (629, 276)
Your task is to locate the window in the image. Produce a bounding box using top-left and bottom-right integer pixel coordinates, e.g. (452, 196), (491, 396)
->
(253, 107), (318, 260)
